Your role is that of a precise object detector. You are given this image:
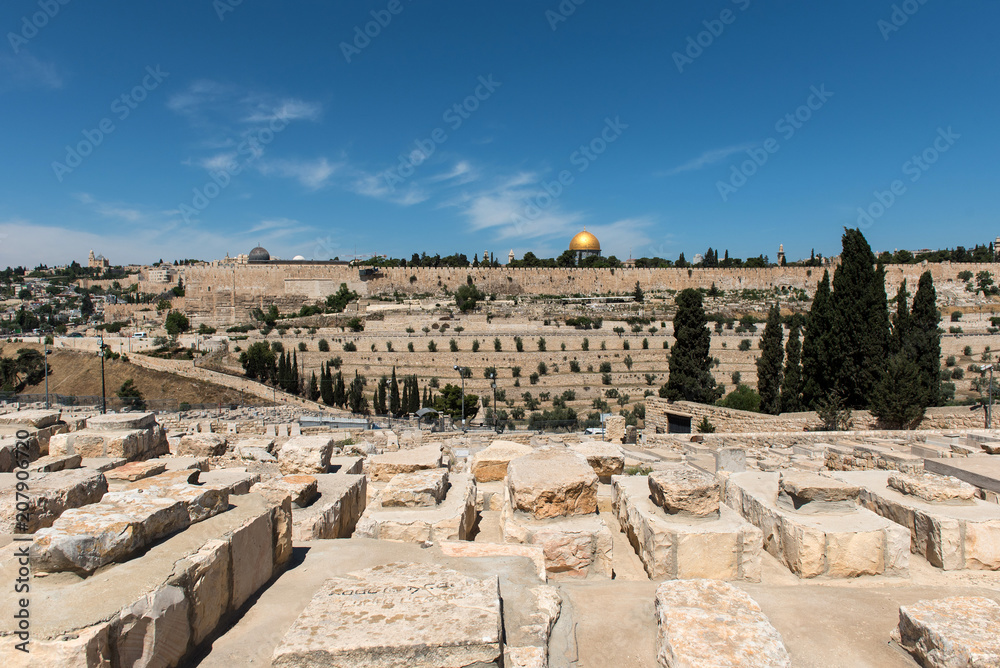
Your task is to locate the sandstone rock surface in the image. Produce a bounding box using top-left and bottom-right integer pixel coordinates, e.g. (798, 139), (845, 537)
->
(570, 441), (625, 478)
(253, 474), (319, 507)
(381, 468), (449, 507)
(506, 447), (597, 520)
(277, 435), (335, 475)
(655, 579), (790, 668)
(888, 472), (977, 504)
(271, 562), (502, 668)
(0, 468), (108, 533)
(368, 443), (443, 481)
(177, 433), (228, 458)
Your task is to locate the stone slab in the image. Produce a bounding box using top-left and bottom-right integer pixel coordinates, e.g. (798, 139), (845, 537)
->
(506, 447), (598, 520)
(328, 455), (363, 474)
(0, 468), (108, 534)
(613, 475), (761, 581)
(726, 472), (910, 578)
(199, 468), (260, 495)
(355, 473), (476, 543)
(0, 409), (61, 429)
(276, 435), (335, 475)
(253, 474), (319, 507)
(104, 460), (167, 482)
(177, 433), (228, 458)
(28, 453), (81, 473)
(648, 465), (720, 518)
(381, 468), (449, 507)
(291, 474), (367, 541)
(779, 472), (861, 508)
(439, 541), (548, 581)
(655, 579), (790, 668)
(81, 457), (126, 472)
(85, 412), (157, 431)
(471, 440), (533, 482)
(888, 471), (977, 504)
(271, 562), (502, 668)
(833, 470), (1000, 571)
(925, 455), (1000, 495)
(368, 443), (443, 481)
(895, 596), (1000, 668)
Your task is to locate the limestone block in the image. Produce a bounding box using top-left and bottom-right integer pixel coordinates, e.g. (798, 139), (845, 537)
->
(570, 441), (625, 479)
(86, 412), (157, 431)
(105, 460), (167, 482)
(271, 563), (502, 668)
(655, 579), (790, 668)
(888, 472), (977, 504)
(470, 440), (532, 482)
(505, 646), (546, 668)
(291, 474), (367, 541)
(229, 509), (274, 610)
(0, 409), (61, 429)
(780, 472), (860, 505)
(276, 435), (335, 475)
(176, 433), (228, 458)
(439, 541), (548, 581)
(236, 446), (275, 463)
(116, 585), (190, 668)
(368, 443), (443, 481)
(355, 474), (476, 543)
(604, 414), (626, 444)
(648, 466), (720, 518)
(328, 455), (363, 474)
(29, 453), (82, 473)
(963, 520), (1000, 570)
(381, 469), (449, 507)
(0, 468), (108, 533)
(714, 447), (747, 473)
(168, 538), (231, 647)
(271, 494), (294, 567)
(253, 474), (319, 507)
(199, 468), (260, 495)
(31, 491), (190, 574)
(506, 447), (598, 520)
(895, 597), (1000, 668)
(0, 620), (113, 667)
(234, 436), (276, 454)
(49, 426), (168, 461)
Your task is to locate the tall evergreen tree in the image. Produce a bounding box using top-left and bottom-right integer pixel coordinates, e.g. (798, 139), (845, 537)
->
(829, 228), (890, 408)
(910, 271), (942, 407)
(801, 270), (833, 408)
(389, 367), (401, 416)
(870, 353), (926, 428)
(661, 289), (721, 403)
(334, 371), (346, 408)
(890, 280), (911, 356)
(374, 376), (388, 415)
(347, 371), (368, 414)
(320, 363), (334, 406)
(408, 375), (420, 413)
(756, 304), (784, 415)
(292, 351), (300, 394)
(780, 320), (804, 412)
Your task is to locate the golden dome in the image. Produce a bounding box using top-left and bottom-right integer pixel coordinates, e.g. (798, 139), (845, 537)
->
(569, 230), (601, 251)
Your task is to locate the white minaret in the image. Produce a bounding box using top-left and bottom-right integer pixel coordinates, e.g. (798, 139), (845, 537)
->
(508, 249), (515, 264)
(777, 244), (786, 265)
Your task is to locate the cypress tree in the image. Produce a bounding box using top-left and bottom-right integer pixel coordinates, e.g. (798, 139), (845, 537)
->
(292, 351), (300, 394)
(374, 376), (387, 415)
(662, 289), (721, 403)
(389, 367), (401, 416)
(320, 364), (334, 405)
(870, 353), (926, 428)
(829, 228), (890, 408)
(890, 280), (911, 356)
(780, 319), (804, 412)
(348, 371), (368, 414)
(910, 271), (941, 407)
(801, 270), (833, 408)
(277, 352), (288, 391)
(408, 375), (420, 413)
(334, 371), (346, 408)
(756, 303), (784, 415)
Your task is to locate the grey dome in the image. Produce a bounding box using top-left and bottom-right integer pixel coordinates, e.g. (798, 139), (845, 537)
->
(248, 246), (270, 262)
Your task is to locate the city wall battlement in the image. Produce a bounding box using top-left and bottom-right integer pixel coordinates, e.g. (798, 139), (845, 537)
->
(182, 262), (1000, 324)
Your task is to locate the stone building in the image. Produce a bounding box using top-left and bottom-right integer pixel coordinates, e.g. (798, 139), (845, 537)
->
(87, 250), (110, 270)
(569, 229), (601, 264)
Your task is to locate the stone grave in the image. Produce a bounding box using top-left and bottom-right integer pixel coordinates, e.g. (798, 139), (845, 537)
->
(355, 468), (476, 543)
(655, 579), (790, 667)
(894, 596), (1000, 667)
(0, 468), (108, 533)
(276, 435), (336, 475)
(831, 470), (1000, 570)
(500, 447), (613, 578)
(471, 440), (533, 482)
(0, 409), (66, 460)
(569, 441), (625, 481)
(613, 466), (762, 581)
(253, 473), (367, 541)
(271, 562), (502, 668)
(48, 412), (168, 462)
(176, 433), (228, 458)
(0, 493), (290, 667)
(725, 471), (910, 578)
(368, 443), (443, 481)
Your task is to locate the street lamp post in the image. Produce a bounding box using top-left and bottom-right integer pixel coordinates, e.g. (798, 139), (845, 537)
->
(43, 337), (52, 409)
(453, 365), (465, 431)
(98, 336), (107, 414)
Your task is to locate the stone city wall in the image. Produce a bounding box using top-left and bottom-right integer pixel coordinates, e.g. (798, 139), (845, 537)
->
(181, 262), (1000, 325)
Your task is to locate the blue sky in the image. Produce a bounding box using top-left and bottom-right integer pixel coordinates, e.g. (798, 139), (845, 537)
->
(1, 0), (997, 267)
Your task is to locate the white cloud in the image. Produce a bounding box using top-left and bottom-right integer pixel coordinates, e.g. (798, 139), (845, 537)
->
(257, 157), (340, 190)
(349, 172), (429, 206)
(661, 143), (757, 175)
(0, 53), (63, 91)
(429, 161), (479, 185)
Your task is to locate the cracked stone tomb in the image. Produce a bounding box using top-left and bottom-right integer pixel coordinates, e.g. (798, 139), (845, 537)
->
(832, 470), (1000, 570)
(253, 472), (367, 541)
(725, 471), (910, 578)
(612, 465), (762, 581)
(893, 596), (1000, 667)
(500, 446), (613, 578)
(356, 466), (477, 543)
(271, 562), (503, 668)
(48, 412), (168, 462)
